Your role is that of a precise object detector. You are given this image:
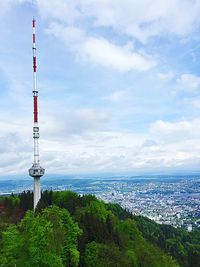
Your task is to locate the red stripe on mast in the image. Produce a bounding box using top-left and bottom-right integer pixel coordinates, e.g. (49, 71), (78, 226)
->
(34, 96), (38, 123)
(33, 34), (35, 44)
(33, 56), (36, 72)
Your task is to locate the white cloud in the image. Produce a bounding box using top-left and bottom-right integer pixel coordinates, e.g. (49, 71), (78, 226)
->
(42, 108), (110, 138)
(150, 119), (200, 142)
(137, 118), (200, 169)
(36, 0), (79, 24)
(157, 72), (174, 81)
(81, 37), (156, 72)
(2, 1), (200, 175)
(177, 74), (200, 91)
(34, 1), (200, 72)
(47, 23), (156, 72)
(3, 113), (200, 174)
(0, 119), (32, 175)
(35, 0), (200, 42)
(34, 0), (200, 72)
(40, 130), (146, 173)
(2, 0), (200, 62)
(46, 22), (84, 46)
(33, 1), (200, 71)
(104, 90), (126, 103)
(191, 99), (200, 108)
(79, 0), (200, 42)
(0, 0), (30, 17)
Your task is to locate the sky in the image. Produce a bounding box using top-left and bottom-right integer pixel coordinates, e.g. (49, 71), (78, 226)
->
(1, 0), (200, 176)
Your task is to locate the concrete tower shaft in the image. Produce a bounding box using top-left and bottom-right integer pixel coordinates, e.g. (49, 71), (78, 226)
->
(29, 18), (45, 210)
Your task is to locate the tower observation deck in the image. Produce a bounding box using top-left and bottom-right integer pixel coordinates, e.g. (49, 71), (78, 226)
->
(29, 18), (45, 210)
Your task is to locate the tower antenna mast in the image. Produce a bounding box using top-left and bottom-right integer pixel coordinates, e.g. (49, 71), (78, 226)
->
(29, 18), (45, 210)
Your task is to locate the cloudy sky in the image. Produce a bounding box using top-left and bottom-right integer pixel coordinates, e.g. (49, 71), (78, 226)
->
(1, 0), (200, 176)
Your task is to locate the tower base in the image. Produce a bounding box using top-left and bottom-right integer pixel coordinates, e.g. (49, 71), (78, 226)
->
(34, 177), (41, 210)
(29, 163), (45, 210)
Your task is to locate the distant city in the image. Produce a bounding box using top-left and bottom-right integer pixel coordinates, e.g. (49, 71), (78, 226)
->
(0, 175), (199, 231)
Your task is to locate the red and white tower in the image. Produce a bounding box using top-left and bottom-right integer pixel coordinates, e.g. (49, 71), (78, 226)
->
(29, 18), (45, 210)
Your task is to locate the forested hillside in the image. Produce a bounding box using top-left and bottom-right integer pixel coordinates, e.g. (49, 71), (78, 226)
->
(0, 191), (199, 267)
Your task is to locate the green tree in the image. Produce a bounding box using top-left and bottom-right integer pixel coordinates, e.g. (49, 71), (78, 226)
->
(19, 190), (33, 211)
(117, 219), (179, 267)
(0, 224), (22, 266)
(53, 191), (80, 214)
(0, 206), (82, 267)
(84, 241), (121, 267)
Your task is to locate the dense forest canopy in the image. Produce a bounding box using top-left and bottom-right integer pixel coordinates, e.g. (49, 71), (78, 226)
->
(0, 190), (199, 267)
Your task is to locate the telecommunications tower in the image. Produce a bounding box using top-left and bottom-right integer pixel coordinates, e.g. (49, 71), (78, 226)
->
(29, 18), (45, 210)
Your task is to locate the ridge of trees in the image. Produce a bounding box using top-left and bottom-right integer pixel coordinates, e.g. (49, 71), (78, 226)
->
(0, 190), (199, 267)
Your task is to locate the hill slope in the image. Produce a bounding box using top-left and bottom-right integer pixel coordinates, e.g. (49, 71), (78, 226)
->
(0, 190), (199, 267)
